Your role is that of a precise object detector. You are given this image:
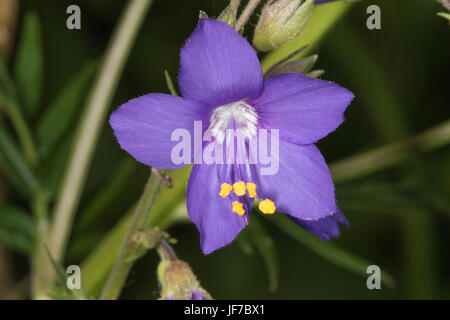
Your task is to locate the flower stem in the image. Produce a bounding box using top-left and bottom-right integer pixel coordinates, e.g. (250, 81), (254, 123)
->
(330, 119), (450, 183)
(30, 190), (49, 299)
(100, 170), (164, 300)
(157, 239), (178, 261)
(38, 0), (153, 295)
(235, 0), (262, 32)
(152, 168), (173, 188)
(231, 0), (241, 10)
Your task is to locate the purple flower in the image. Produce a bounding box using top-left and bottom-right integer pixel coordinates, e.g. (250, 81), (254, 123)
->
(292, 208), (349, 241)
(110, 19), (353, 254)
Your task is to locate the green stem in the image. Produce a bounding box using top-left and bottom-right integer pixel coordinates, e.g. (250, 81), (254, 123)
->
(157, 239), (178, 261)
(30, 190), (49, 299)
(40, 0), (153, 293)
(231, 0), (241, 10)
(100, 170), (164, 300)
(235, 0), (261, 32)
(330, 119), (450, 184)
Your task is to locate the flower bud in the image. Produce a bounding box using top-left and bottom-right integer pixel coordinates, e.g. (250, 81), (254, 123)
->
(157, 259), (212, 300)
(253, 0), (315, 52)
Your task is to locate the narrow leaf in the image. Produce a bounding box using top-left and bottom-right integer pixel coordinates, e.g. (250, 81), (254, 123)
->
(0, 124), (40, 198)
(0, 53), (16, 98)
(40, 133), (74, 198)
(13, 12), (43, 117)
(36, 62), (96, 157)
(0, 205), (34, 254)
(164, 70), (178, 96)
(44, 246), (84, 299)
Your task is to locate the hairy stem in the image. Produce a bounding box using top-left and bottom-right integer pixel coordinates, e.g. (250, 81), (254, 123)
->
(100, 170), (164, 300)
(157, 239), (178, 261)
(231, 0), (241, 10)
(38, 0), (153, 296)
(30, 190), (49, 299)
(235, 0), (262, 32)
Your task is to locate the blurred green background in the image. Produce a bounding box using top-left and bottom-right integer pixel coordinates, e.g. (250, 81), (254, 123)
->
(1, 0), (449, 299)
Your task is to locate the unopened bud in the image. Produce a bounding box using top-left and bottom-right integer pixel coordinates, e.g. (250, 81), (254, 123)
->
(253, 0), (314, 52)
(157, 260), (212, 300)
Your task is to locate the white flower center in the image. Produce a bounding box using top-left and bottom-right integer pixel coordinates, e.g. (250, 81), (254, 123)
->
(208, 100), (258, 144)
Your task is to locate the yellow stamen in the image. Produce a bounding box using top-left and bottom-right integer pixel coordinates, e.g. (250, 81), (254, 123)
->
(233, 181), (246, 196)
(259, 199), (276, 214)
(232, 201), (245, 216)
(219, 183), (232, 198)
(246, 182), (257, 198)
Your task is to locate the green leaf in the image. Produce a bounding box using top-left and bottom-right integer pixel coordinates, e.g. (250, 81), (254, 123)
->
(40, 134), (74, 198)
(36, 62), (97, 157)
(269, 214), (395, 288)
(13, 12), (43, 118)
(75, 159), (136, 231)
(164, 70), (178, 96)
(0, 204), (34, 254)
(249, 215), (279, 292)
(81, 166), (191, 298)
(0, 55), (38, 165)
(0, 53), (16, 99)
(0, 124), (40, 198)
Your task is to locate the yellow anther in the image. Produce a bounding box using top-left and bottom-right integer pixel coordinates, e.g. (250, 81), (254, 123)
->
(232, 201), (245, 216)
(233, 181), (246, 196)
(246, 183), (257, 198)
(259, 199), (276, 214)
(219, 183), (232, 198)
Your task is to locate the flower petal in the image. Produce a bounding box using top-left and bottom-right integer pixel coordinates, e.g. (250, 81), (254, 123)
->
(252, 73), (353, 145)
(292, 208), (349, 241)
(187, 163), (249, 254)
(253, 140), (336, 220)
(110, 93), (209, 169)
(179, 19), (263, 106)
